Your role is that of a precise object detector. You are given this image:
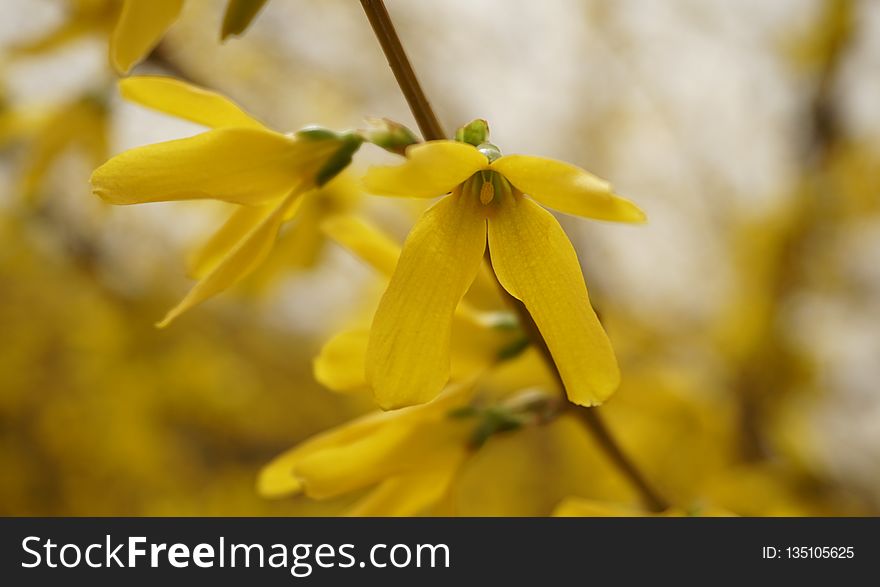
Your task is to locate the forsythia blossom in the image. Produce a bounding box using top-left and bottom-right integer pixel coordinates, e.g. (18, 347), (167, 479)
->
(362, 137), (646, 409)
(90, 76), (362, 326)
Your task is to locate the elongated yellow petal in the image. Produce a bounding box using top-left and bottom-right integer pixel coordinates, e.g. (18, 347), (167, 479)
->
(321, 215), (400, 277)
(91, 127), (333, 205)
(366, 192), (487, 409)
(157, 192), (302, 327)
(110, 0), (184, 74)
(187, 204), (270, 279)
(313, 328), (370, 393)
(119, 76), (266, 129)
(492, 155), (646, 223)
(363, 140), (487, 198)
(487, 195), (620, 406)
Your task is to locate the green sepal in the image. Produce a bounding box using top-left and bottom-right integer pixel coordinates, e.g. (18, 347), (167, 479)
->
(361, 118), (419, 156)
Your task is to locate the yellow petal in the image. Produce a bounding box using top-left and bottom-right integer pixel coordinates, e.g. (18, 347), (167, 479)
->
(363, 140), (487, 198)
(487, 194), (620, 406)
(157, 192), (302, 327)
(91, 127), (333, 205)
(110, 0), (184, 74)
(321, 215), (400, 277)
(187, 204), (269, 279)
(119, 76), (266, 129)
(313, 328), (370, 393)
(492, 154), (646, 223)
(366, 192), (488, 409)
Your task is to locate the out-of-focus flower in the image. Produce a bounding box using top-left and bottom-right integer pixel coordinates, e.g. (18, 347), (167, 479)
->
(11, 0), (119, 57)
(361, 134), (645, 409)
(15, 96), (109, 202)
(90, 76), (364, 326)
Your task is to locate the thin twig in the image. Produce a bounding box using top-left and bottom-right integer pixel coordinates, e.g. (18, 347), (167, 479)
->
(359, 0), (445, 140)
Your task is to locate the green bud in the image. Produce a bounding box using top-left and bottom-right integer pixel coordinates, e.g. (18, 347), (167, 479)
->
(455, 119), (490, 146)
(361, 118), (419, 156)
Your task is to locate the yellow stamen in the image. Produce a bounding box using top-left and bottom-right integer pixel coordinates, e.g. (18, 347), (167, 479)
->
(479, 180), (495, 205)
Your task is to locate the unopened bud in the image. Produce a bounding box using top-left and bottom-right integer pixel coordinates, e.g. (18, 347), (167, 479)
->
(361, 118), (419, 156)
(455, 119), (490, 146)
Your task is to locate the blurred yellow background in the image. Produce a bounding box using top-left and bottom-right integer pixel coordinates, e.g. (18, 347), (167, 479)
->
(1, 0), (878, 516)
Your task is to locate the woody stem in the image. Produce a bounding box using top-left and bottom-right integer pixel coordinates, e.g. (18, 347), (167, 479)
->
(360, 0), (668, 512)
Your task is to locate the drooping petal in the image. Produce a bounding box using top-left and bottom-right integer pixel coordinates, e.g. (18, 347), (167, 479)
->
(492, 154), (646, 223)
(91, 127), (335, 205)
(313, 328), (370, 393)
(157, 191), (303, 327)
(110, 0), (184, 74)
(321, 215), (400, 277)
(363, 140), (487, 198)
(487, 194), (620, 406)
(119, 76), (266, 129)
(366, 192), (488, 409)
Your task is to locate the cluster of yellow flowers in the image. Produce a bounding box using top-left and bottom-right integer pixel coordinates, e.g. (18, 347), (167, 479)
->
(73, 1), (658, 515)
(3, 0), (872, 517)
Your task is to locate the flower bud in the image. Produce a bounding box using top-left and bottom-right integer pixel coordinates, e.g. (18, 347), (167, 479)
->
(455, 119), (490, 146)
(361, 117), (419, 156)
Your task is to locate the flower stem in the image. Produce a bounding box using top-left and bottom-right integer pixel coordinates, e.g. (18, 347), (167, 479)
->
(359, 0), (446, 141)
(360, 0), (669, 512)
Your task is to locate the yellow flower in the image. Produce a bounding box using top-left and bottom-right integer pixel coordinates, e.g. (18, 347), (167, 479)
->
(362, 139), (646, 409)
(17, 97), (109, 202)
(11, 0), (118, 57)
(90, 76), (363, 326)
